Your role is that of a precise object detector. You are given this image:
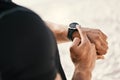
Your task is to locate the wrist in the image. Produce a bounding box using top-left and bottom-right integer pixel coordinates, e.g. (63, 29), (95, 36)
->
(72, 64), (92, 80)
(56, 24), (69, 43)
(73, 69), (92, 80)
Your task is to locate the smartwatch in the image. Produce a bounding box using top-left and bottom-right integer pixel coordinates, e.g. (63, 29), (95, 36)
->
(67, 22), (79, 41)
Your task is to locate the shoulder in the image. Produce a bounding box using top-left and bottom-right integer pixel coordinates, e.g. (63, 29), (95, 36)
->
(0, 4), (45, 31)
(0, 5), (41, 20)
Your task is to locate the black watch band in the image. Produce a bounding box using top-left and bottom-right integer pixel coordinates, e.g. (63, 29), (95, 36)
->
(67, 22), (79, 41)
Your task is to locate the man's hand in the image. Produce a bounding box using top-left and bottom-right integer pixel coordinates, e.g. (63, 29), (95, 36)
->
(72, 27), (108, 56)
(70, 26), (97, 80)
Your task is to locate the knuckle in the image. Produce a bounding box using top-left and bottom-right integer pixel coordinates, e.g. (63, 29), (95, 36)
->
(95, 36), (100, 40)
(91, 43), (95, 48)
(103, 44), (108, 50)
(82, 40), (90, 46)
(95, 41), (101, 48)
(106, 46), (109, 50)
(102, 51), (107, 55)
(104, 51), (107, 54)
(97, 49), (107, 55)
(82, 31), (86, 35)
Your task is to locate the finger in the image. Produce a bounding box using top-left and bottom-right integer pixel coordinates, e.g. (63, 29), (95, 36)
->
(97, 55), (104, 59)
(76, 25), (90, 43)
(70, 37), (81, 51)
(88, 33), (108, 55)
(72, 37), (81, 47)
(76, 25), (84, 41)
(100, 31), (107, 40)
(89, 43), (97, 61)
(98, 38), (108, 54)
(95, 37), (108, 55)
(70, 37), (81, 57)
(95, 29), (107, 40)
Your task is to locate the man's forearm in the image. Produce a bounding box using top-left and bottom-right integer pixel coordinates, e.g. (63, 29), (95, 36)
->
(45, 21), (69, 43)
(72, 70), (91, 80)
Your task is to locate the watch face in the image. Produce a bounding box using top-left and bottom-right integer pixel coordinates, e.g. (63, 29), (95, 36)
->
(69, 22), (79, 28)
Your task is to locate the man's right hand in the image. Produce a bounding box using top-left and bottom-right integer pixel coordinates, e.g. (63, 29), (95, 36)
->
(70, 26), (97, 80)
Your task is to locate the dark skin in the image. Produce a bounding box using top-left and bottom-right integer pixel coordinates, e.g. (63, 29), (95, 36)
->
(46, 22), (108, 80)
(46, 21), (108, 59)
(70, 26), (97, 80)
(72, 28), (108, 59)
(72, 28), (108, 55)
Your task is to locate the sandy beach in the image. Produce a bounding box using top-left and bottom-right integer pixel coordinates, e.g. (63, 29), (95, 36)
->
(14, 0), (120, 80)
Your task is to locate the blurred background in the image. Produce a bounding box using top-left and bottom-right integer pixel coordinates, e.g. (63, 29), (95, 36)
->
(13, 0), (120, 80)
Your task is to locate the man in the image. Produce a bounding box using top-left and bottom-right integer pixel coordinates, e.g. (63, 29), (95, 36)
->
(0, 0), (108, 80)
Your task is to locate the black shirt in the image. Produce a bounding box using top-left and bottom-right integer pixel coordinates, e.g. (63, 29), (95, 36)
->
(0, 1), (66, 80)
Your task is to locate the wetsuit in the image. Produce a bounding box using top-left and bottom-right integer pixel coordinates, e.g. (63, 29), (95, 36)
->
(0, 0), (66, 80)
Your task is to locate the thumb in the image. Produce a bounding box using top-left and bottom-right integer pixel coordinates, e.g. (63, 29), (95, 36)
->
(70, 37), (80, 52)
(72, 37), (81, 47)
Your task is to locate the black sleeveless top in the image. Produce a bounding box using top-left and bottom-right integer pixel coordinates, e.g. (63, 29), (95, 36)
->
(0, 1), (66, 80)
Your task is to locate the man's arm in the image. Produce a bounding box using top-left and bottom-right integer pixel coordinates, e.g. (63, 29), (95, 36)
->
(54, 26), (99, 80)
(45, 21), (69, 43)
(45, 21), (108, 56)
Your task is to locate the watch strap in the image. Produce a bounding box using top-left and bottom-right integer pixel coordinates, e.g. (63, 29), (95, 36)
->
(67, 22), (79, 41)
(67, 28), (77, 41)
